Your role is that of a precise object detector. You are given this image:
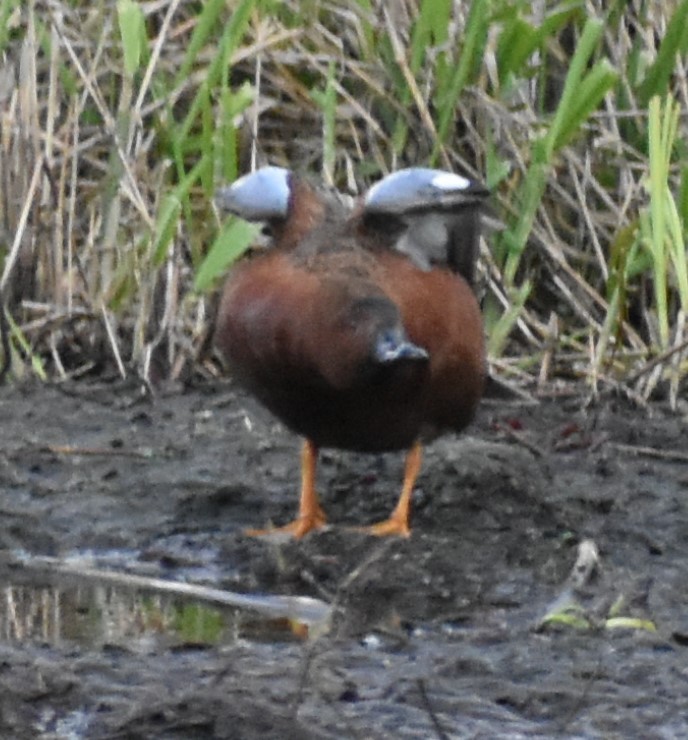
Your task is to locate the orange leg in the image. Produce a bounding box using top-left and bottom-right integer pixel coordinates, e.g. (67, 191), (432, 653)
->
(364, 440), (422, 537)
(245, 439), (327, 539)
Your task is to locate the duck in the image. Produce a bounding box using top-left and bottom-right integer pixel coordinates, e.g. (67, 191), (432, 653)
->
(214, 165), (488, 537)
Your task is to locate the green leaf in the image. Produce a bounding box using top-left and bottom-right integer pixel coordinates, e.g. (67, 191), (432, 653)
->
(5, 311), (47, 381)
(218, 82), (254, 182)
(679, 165), (688, 227)
(194, 219), (260, 293)
(485, 137), (511, 189)
(496, 16), (537, 84)
(412, 0), (451, 68)
(496, 4), (582, 87)
(152, 193), (181, 265)
(0, 0), (21, 53)
(551, 59), (618, 150)
(604, 617), (656, 632)
(117, 0), (145, 77)
(172, 603), (224, 643)
(175, 0), (256, 98)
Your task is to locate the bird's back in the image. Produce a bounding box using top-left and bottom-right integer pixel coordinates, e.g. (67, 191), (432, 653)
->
(217, 224), (483, 452)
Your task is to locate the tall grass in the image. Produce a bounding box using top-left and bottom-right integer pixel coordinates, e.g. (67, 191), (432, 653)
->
(0, 0), (687, 401)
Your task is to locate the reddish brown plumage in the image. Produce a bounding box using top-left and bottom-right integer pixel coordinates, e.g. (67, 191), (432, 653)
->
(375, 250), (485, 436)
(214, 168), (486, 536)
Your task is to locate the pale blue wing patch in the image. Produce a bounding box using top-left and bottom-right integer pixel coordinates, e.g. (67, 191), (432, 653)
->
(365, 168), (476, 214)
(363, 168), (488, 282)
(215, 166), (291, 221)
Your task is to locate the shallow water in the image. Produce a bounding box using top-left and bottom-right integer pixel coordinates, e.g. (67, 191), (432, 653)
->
(1, 572), (301, 652)
(0, 552), (325, 651)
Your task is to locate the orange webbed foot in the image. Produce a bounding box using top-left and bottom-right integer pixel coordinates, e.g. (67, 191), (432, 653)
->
(358, 514), (411, 538)
(358, 440), (422, 538)
(245, 506), (327, 539)
(245, 439), (326, 540)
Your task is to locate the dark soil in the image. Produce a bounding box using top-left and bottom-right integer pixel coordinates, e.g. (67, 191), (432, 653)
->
(0, 380), (687, 738)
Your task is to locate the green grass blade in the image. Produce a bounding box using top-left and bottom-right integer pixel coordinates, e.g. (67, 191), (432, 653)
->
(175, 0), (252, 88)
(544, 17), (606, 156)
(637, 0), (688, 105)
(152, 154), (210, 265)
(487, 280), (531, 359)
(666, 193), (688, 310)
(433, 0), (490, 156)
(642, 95), (680, 347)
(502, 156), (548, 284)
(311, 61), (337, 183)
(5, 312), (47, 381)
(551, 59), (617, 150)
(174, 6), (255, 148)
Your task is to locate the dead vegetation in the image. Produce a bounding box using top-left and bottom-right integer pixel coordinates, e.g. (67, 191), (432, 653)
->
(1, 0), (688, 404)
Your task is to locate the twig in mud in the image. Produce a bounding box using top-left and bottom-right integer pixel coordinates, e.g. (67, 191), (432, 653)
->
(555, 654), (605, 736)
(101, 304), (127, 379)
(609, 442), (688, 463)
(568, 539), (600, 591)
(537, 539), (656, 634)
(7, 553), (330, 625)
(292, 539), (398, 715)
(42, 444), (156, 459)
(537, 539), (600, 631)
(497, 426), (544, 458)
(0, 302), (9, 384)
(0, 155), (44, 294)
(624, 334), (688, 386)
(417, 678), (451, 740)
(290, 644), (366, 740)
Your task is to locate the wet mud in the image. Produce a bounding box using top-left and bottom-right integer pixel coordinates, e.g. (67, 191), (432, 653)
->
(0, 381), (687, 737)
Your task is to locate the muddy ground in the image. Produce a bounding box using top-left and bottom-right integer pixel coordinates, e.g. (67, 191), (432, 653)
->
(0, 380), (687, 738)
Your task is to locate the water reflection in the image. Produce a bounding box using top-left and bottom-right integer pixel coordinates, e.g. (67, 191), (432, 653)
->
(1, 578), (309, 650)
